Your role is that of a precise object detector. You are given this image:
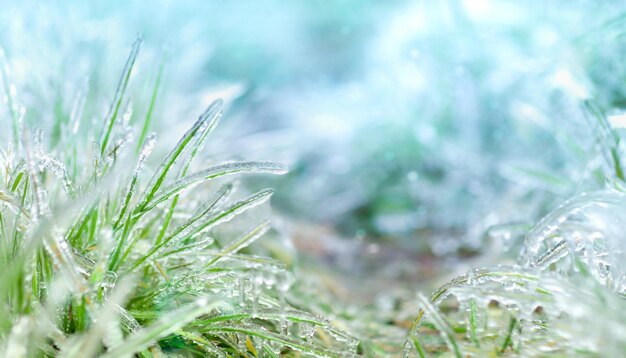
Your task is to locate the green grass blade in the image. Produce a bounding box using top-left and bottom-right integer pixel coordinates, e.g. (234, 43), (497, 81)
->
(100, 37), (142, 155)
(582, 100), (625, 181)
(134, 99), (223, 215)
(177, 99), (224, 177)
(136, 60), (164, 154)
(165, 183), (234, 241)
(0, 46), (21, 145)
(199, 324), (339, 358)
(101, 298), (223, 358)
(499, 316), (518, 354)
(416, 293), (462, 358)
(205, 221), (271, 266)
(469, 299), (480, 347)
(126, 189), (274, 272)
(113, 133), (157, 229)
(152, 99), (224, 243)
(139, 161), (287, 214)
(180, 189), (275, 243)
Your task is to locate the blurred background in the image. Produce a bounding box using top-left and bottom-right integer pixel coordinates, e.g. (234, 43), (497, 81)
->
(3, 0), (626, 298)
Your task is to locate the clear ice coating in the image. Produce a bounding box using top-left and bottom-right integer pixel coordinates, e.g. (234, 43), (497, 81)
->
(150, 161), (287, 209)
(406, 265), (626, 357)
(9, 1), (626, 357)
(0, 9), (370, 357)
(520, 189), (626, 294)
(405, 187), (626, 357)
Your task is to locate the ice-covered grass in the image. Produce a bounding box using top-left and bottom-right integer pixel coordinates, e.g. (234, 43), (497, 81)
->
(404, 266), (626, 356)
(403, 105), (626, 356)
(3, 2), (626, 357)
(0, 39), (363, 357)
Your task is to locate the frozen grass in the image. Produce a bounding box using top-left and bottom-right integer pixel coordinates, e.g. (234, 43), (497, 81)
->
(404, 266), (626, 357)
(0, 40), (363, 357)
(402, 104), (626, 357)
(3, 3), (626, 357)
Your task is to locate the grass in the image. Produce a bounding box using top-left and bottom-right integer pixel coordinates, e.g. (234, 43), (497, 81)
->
(0, 39), (363, 357)
(402, 105), (626, 356)
(404, 265), (626, 356)
(3, 8), (626, 356)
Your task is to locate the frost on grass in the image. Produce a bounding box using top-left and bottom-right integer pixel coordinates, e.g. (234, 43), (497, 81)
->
(404, 188), (626, 356)
(404, 266), (626, 357)
(398, 89), (626, 357)
(401, 99), (626, 357)
(0, 42), (360, 357)
(521, 189), (626, 295)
